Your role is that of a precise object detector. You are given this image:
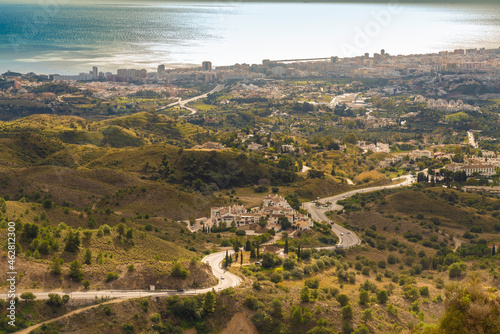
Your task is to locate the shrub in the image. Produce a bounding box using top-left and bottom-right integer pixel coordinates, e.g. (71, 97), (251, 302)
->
(305, 278), (320, 289)
(336, 294), (350, 307)
(270, 272), (283, 283)
(105, 272), (119, 282)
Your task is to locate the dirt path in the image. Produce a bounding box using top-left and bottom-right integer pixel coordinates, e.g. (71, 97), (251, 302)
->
(17, 298), (126, 334)
(453, 237), (462, 252)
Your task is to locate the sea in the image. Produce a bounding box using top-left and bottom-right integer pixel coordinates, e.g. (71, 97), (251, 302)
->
(0, 1), (500, 75)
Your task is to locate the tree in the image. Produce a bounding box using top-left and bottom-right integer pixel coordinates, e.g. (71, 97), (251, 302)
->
(225, 250), (230, 268)
(359, 290), (370, 305)
(283, 258), (296, 270)
(46, 293), (63, 307)
(43, 199), (53, 209)
(20, 292), (36, 303)
(336, 294), (350, 307)
(240, 251), (243, 266)
(449, 262), (467, 278)
(298, 244), (301, 258)
(82, 280), (91, 289)
(493, 245), (496, 256)
(64, 230), (81, 252)
(203, 291), (216, 314)
(291, 306), (303, 325)
(116, 223), (126, 239)
(300, 287), (310, 302)
(342, 305), (353, 320)
(68, 260), (84, 281)
(84, 248), (92, 265)
(158, 154), (173, 179)
(261, 252), (282, 269)
(245, 240), (252, 251)
(125, 228), (134, 241)
(344, 133), (358, 145)
(376, 290), (389, 304)
(50, 255), (63, 275)
(284, 238), (289, 254)
(171, 262), (189, 279)
(361, 308), (373, 323)
(278, 216), (292, 230)
(308, 169), (325, 179)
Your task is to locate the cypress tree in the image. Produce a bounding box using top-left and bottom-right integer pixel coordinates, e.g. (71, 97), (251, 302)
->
(256, 243), (260, 258)
(250, 247), (256, 259)
(284, 238), (289, 254)
(298, 244), (301, 259)
(245, 240), (251, 251)
(493, 245), (496, 256)
(225, 250), (229, 268)
(240, 250), (243, 265)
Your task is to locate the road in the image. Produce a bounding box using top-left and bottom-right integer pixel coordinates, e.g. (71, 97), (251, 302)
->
(158, 84), (225, 116)
(302, 174), (415, 249)
(19, 250), (240, 301)
(16, 251), (240, 334)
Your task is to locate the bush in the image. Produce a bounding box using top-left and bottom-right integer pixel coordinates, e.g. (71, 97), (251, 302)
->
(342, 305), (353, 320)
(449, 262), (467, 279)
(359, 291), (370, 305)
(376, 290), (389, 304)
(336, 294), (350, 307)
(171, 262), (189, 279)
(105, 272), (119, 282)
(305, 278), (320, 289)
(68, 260), (84, 281)
(270, 272), (283, 283)
(151, 313), (161, 323)
(46, 293), (63, 307)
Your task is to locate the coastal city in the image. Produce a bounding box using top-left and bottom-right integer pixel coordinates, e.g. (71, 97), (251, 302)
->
(2, 45), (500, 333)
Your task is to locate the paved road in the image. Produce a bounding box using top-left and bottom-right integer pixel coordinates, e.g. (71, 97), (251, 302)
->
(158, 84), (225, 116)
(302, 175), (415, 249)
(19, 250), (240, 301)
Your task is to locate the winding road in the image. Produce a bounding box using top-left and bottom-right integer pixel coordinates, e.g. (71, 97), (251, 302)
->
(158, 84), (225, 116)
(302, 174), (415, 249)
(17, 175), (416, 333)
(20, 251), (240, 302)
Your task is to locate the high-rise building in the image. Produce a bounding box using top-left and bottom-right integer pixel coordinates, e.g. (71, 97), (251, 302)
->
(92, 66), (98, 80)
(381, 49), (385, 56)
(202, 61), (212, 71)
(157, 64), (166, 77)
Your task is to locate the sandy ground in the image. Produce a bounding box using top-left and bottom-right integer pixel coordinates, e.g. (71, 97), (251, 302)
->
(220, 312), (259, 334)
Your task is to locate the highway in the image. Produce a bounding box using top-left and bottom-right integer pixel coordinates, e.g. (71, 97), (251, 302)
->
(20, 250), (240, 301)
(302, 174), (415, 249)
(158, 84), (225, 116)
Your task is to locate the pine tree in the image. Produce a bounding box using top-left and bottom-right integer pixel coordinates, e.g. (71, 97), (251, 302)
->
(50, 255), (63, 275)
(250, 247), (256, 259)
(284, 238), (289, 254)
(84, 248), (92, 265)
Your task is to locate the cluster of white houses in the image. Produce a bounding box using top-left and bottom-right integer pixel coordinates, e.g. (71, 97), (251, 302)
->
(209, 195), (313, 231)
